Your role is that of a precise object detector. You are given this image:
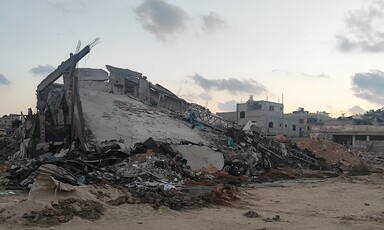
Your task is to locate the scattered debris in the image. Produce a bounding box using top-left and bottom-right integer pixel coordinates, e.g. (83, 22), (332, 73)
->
(263, 214), (281, 222)
(244, 210), (259, 218)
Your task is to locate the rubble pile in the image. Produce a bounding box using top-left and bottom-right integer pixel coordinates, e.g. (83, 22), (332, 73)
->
(294, 138), (371, 175)
(0, 46), (373, 227)
(0, 123), (346, 213)
(215, 128), (334, 179)
(1, 79), (360, 214)
(295, 138), (362, 165)
(359, 152), (384, 167)
(0, 135), (19, 165)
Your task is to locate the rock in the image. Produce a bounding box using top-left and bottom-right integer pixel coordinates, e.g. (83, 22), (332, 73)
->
(244, 210), (259, 218)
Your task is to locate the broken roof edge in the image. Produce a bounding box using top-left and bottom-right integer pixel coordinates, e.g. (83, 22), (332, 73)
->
(77, 68), (109, 81)
(150, 83), (179, 98)
(105, 65), (142, 78)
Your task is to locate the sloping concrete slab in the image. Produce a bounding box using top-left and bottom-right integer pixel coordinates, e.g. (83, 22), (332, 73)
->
(80, 88), (209, 147)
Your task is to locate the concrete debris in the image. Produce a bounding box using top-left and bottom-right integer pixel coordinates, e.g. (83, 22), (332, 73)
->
(263, 214), (281, 222)
(244, 210), (260, 218)
(170, 145), (224, 171)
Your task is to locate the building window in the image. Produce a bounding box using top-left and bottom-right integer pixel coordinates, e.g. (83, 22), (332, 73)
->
(299, 119), (304, 124)
(284, 124), (287, 128)
(250, 103), (262, 110)
(269, 106), (274, 111)
(292, 125), (296, 131)
(268, 122), (273, 128)
(240, 111), (245, 118)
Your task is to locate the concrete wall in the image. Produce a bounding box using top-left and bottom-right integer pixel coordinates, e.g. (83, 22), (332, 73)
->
(157, 95), (187, 112)
(216, 112), (237, 123)
(282, 112), (332, 137)
(283, 113), (308, 137)
(79, 81), (111, 92)
(324, 119), (353, 126)
(77, 68), (108, 81)
(106, 65), (142, 95)
(138, 77), (150, 102)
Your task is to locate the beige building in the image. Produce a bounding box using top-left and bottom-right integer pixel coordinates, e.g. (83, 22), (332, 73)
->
(311, 125), (384, 151)
(283, 108), (332, 137)
(216, 97), (331, 137)
(236, 96), (284, 135)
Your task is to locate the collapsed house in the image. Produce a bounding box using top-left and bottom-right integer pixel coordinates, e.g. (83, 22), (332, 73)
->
(9, 41), (361, 174)
(0, 42), (372, 224)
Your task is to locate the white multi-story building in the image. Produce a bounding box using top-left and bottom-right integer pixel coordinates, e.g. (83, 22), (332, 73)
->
(216, 96), (331, 137)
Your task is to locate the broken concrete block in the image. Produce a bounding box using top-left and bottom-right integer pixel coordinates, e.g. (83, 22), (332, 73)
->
(143, 137), (159, 151)
(170, 145), (224, 171)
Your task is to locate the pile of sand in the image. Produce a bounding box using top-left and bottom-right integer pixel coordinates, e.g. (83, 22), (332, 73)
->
(295, 139), (362, 166)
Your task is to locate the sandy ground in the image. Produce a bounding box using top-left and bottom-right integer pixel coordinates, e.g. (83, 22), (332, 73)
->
(1, 173), (384, 230)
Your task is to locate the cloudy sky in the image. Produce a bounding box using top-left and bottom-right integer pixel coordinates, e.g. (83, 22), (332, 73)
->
(1, 0), (384, 117)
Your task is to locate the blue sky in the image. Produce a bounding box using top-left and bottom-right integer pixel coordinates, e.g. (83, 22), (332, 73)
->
(1, 0), (384, 117)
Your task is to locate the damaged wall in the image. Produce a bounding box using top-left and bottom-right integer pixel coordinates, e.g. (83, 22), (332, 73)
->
(104, 65), (187, 112)
(77, 68), (110, 93)
(106, 65), (142, 96)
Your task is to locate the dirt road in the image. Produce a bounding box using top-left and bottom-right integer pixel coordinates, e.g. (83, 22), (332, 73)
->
(1, 173), (384, 230)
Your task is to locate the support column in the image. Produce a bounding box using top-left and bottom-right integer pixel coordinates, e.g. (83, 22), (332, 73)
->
(39, 114), (45, 142)
(352, 135), (355, 146)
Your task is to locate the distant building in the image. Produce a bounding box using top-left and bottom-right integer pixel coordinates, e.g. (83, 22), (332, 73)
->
(311, 125), (384, 151)
(216, 96), (332, 137)
(0, 114), (21, 129)
(236, 96), (284, 135)
(283, 108), (332, 137)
